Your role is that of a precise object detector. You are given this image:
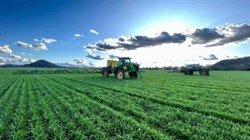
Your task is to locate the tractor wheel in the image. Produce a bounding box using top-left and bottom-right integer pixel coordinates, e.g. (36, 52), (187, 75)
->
(199, 70), (209, 76)
(184, 70), (193, 75)
(129, 72), (138, 79)
(102, 69), (109, 77)
(116, 69), (125, 79)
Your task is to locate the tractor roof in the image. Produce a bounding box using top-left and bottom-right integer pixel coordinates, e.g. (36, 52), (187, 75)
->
(118, 57), (131, 59)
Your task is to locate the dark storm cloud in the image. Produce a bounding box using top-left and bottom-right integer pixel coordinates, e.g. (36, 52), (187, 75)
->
(86, 53), (104, 60)
(127, 32), (186, 47)
(118, 37), (125, 42)
(191, 28), (224, 44)
(85, 32), (186, 51)
(205, 24), (250, 47)
(203, 54), (218, 60)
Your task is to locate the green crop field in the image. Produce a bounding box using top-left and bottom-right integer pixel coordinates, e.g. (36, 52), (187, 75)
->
(0, 68), (250, 139)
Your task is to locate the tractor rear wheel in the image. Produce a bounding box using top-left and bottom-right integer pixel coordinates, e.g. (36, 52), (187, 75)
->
(116, 69), (125, 79)
(102, 69), (109, 77)
(129, 72), (138, 79)
(199, 70), (209, 76)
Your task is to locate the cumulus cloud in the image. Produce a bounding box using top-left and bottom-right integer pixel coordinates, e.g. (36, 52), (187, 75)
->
(15, 41), (29, 48)
(33, 38), (57, 43)
(191, 28), (224, 44)
(0, 56), (34, 64)
(0, 57), (18, 64)
(74, 34), (84, 37)
(74, 58), (87, 64)
(86, 53), (105, 60)
(85, 31), (186, 51)
(88, 61), (95, 66)
(31, 43), (47, 50)
(64, 58), (95, 67)
(90, 29), (99, 35)
(15, 41), (47, 51)
(0, 45), (12, 54)
(203, 54), (219, 60)
(41, 38), (57, 43)
(205, 24), (250, 47)
(9, 54), (22, 60)
(109, 54), (119, 59)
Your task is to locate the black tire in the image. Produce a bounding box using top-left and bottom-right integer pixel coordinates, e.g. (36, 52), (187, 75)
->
(102, 69), (109, 77)
(116, 69), (125, 79)
(129, 72), (138, 79)
(184, 70), (193, 75)
(199, 70), (209, 76)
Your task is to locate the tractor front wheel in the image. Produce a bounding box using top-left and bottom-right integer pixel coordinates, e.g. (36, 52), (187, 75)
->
(199, 70), (209, 76)
(102, 69), (109, 77)
(116, 69), (125, 79)
(129, 72), (138, 79)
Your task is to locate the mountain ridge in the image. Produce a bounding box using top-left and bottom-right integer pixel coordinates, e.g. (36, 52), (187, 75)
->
(23, 60), (62, 68)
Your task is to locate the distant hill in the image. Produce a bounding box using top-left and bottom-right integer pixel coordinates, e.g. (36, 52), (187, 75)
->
(211, 56), (250, 71)
(23, 60), (62, 68)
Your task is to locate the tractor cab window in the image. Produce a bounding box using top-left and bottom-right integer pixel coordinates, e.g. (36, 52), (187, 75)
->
(119, 59), (125, 65)
(125, 59), (130, 64)
(119, 58), (131, 65)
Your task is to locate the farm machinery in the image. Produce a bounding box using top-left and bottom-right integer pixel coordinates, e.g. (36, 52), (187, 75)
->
(102, 57), (141, 79)
(181, 64), (210, 76)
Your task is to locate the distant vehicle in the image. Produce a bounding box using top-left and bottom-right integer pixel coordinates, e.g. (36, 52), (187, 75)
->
(102, 57), (141, 79)
(181, 64), (210, 76)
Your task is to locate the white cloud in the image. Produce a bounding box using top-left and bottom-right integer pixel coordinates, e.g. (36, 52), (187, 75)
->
(0, 57), (7, 63)
(21, 58), (29, 63)
(21, 52), (25, 55)
(90, 29), (99, 35)
(63, 58), (97, 67)
(0, 45), (12, 54)
(86, 49), (92, 54)
(0, 57), (18, 64)
(88, 61), (95, 66)
(29, 59), (36, 63)
(15, 41), (29, 47)
(0, 56), (36, 65)
(9, 54), (22, 60)
(74, 34), (84, 37)
(41, 38), (57, 43)
(33, 38), (57, 43)
(74, 58), (87, 65)
(31, 43), (47, 51)
(15, 41), (47, 51)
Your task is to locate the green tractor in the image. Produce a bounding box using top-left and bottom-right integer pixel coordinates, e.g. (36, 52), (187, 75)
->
(102, 57), (141, 79)
(181, 64), (210, 76)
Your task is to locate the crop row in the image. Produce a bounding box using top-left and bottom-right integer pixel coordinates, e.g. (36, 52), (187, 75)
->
(54, 74), (250, 124)
(1, 71), (250, 139)
(36, 74), (172, 139)
(42, 74), (250, 139)
(0, 74), (171, 139)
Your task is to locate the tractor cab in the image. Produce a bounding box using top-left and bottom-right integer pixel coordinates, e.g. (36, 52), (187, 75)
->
(118, 57), (131, 66)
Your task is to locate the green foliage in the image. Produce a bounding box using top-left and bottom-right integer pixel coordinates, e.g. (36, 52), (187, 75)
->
(211, 56), (250, 71)
(0, 69), (250, 139)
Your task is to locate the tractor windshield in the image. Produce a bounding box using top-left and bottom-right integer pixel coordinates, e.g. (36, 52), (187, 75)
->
(125, 59), (130, 63)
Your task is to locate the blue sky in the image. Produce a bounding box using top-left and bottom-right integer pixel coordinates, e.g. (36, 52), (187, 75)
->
(0, 0), (249, 67)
